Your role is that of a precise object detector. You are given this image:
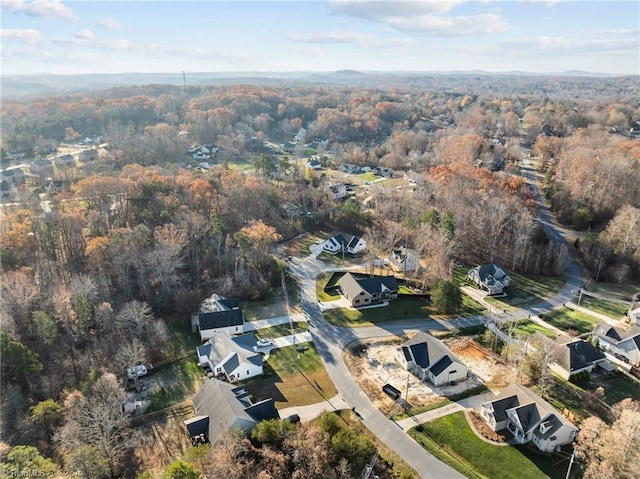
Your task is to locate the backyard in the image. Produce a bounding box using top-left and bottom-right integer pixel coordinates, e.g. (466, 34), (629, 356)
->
(409, 412), (570, 479)
(244, 344), (337, 408)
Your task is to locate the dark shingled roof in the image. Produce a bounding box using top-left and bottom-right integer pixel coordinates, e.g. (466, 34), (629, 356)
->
(429, 355), (453, 377)
(553, 339), (605, 373)
(198, 309), (243, 331)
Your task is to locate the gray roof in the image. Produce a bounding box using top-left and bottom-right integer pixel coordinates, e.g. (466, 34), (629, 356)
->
(197, 332), (261, 370)
(188, 379), (279, 444)
(553, 339), (606, 373)
(429, 355), (453, 376)
(483, 383), (576, 435)
(593, 322), (640, 344)
(340, 272), (398, 298)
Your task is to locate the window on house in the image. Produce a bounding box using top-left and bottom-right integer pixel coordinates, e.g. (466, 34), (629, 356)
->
(355, 299), (360, 304)
(449, 370), (457, 374)
(246, 370), (249, 375)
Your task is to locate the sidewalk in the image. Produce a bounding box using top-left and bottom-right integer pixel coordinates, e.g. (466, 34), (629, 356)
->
(395, 390), (496, 430)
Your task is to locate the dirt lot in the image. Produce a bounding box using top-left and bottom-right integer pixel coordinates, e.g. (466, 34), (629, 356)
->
(344, 335), (515, 413)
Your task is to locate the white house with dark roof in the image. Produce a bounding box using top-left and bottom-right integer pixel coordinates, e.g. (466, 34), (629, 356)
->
(550, 337), (607, 380)
(339, 272), (398, 308)
(481, 383), (578, 452)
(323, 233), (366, 255)
(593, 322), (640, 365)
(327, 183), (348, 200)
(397, 331), (467, 386)
(191, 293), (244, 341)
(196, 332), (263, 383)
(184, 378), (279, 446)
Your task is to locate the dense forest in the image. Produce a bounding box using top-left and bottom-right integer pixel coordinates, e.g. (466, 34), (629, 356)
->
(1, 74), (639, 477)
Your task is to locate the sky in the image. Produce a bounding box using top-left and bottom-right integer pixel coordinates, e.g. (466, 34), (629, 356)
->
(1, 0), (639, 76)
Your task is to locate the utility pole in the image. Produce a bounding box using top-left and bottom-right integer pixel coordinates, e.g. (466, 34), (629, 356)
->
(565, 448), (576, 479)
(281, 271), (295, 347)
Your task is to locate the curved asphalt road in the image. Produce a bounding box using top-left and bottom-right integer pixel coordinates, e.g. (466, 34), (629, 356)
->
(285, 138), (585, 478)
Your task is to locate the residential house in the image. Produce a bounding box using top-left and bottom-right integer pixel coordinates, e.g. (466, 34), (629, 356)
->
(389, 247), (420, 274)
(593, 322), (640, 365)
(323, 233), (366, 255)
(191, 293), (244, 341)
(196, 332), (263, 382)
(29, 158), (54, 177)
(468, 264), (511, 295)
(373, 166), (394, 178)
(280, 202), (303, 218)
(481, 383), (578, 452)
(1, 166), (26, 185)
(628, 307), (640, 325)
(54, 154), (75, 169)
(79, 149), (98, 162)
(397, 331), (467, 386)
(339, 163), (361, 174)
(339, 272), (398, 308)
(184, 378), (279, 446)
(327, 183), (348, 200)
(294, 128), (307, 143)
(550, 337), (607, 380)
(306, 158), (322, 170)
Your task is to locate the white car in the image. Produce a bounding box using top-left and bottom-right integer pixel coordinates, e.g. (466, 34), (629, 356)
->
(256, 338), (273, 348)
(126, 365), (148, 379)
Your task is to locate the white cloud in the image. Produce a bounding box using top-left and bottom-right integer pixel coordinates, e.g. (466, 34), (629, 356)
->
(287, 31), (375, 44)
(327, 0), (512, 36)
(74, 28), (95, 41)
(1, 28), (44, 45)
(97, 17), (128, 30)
(2, 0), (78, 22)
(328, 0), (465, 19)
(287, 31), (414, 49)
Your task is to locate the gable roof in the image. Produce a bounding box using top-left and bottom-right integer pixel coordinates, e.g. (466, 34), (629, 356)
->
(197, 332), (261, 369)
(198, 309), (243, 331)
(199, 293), (240, 313)
(553, 338), (606, 373)
(188, 378), (279, 444)
(593, 322), (640, 344)
(339, 272), (398, 300)
(401, 331), (462, 376)
(484, 383), (576, 434)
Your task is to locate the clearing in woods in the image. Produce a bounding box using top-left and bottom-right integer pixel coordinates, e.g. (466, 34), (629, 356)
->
(344, 335), (515, 414)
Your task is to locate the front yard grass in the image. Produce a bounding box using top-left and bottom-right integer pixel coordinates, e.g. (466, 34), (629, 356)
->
(322, 296), (485, 328)
(484, 271), (565, 311)
(542, 307), (601, 335)
(511, 319), (559, 339)
(409, 412), (568, 479)
(254, 321), (308, 340)
(579, 296), (629, 320)
(316, 272), (342, 302)
(244, 344), (337, 408)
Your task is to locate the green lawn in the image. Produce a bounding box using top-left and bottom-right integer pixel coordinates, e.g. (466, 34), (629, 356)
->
(511, 320), (559, 339)
(164, 314), (202, 357)
(146, 358), (203, 413)
(355, 171), (381, 182)
(323, 295), (485, 328)
(254, 321), (308, 340)
(578, 296), (629, 320)
(484, 272), (565, 311)
(542, 307), (601, 335)
(586, 281), (640, 302)
(244, 344), (337, 408)
(316, 272), (342, 302)
(409, 412), (568, 479)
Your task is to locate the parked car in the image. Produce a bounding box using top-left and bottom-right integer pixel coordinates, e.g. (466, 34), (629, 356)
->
(126, 364), (148, 379)
(257, 338), (273, 347)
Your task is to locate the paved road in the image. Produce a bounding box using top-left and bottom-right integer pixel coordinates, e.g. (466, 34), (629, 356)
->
(279, 138), (587, 478)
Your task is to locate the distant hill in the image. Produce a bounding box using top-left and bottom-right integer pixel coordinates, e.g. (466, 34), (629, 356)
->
(1, 70), (634, 99)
